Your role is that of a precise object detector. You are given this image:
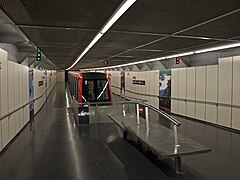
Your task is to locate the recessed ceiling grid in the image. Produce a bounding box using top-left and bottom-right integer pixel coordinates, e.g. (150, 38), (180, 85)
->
(0, 0), (124, 69)
(1, 0), (240, 69)
(81, 0), (240, 68)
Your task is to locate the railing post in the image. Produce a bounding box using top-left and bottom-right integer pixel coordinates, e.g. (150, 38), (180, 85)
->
(173, 125), (179, 146)
(122, 104), (126, 117)
(136, 104), (140, 125)
(145, 106), (149, 129)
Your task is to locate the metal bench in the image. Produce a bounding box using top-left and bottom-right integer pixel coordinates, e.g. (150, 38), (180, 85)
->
(108, 102), (211, 174)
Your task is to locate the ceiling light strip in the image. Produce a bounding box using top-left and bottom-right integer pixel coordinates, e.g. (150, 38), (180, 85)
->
(195, 43), (240, 54)
(66, 0), (136, 70)
(83, 42), (240, 71)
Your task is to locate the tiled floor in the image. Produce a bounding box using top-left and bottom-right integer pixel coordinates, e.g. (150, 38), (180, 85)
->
(0, 83), (167, 180)
(1, 83), (240, 180)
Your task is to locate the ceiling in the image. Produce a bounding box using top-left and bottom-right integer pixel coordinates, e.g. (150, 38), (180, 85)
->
(1, 0), (240, 69)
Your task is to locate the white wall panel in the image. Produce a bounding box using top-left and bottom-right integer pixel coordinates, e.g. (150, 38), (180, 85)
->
(186, 67), (195, 100)
(171, 69), (178, 98)
(0, 49), (8, 150)
(232, 107), (240, 130)
(14, 64), (20, 134)
(218, 106), (231, 128)
(1, 118), (9, 148)
(218, 57), (232, 104)
(23, 66), (29, 124)
(18, 65), (24, 129)
(206, 104), (217, 124)
(178, 100), (186, 116)
(0, 49), (8, 116)
(145, 71), (150, 101)
(232, 56), (240, 106)
(178, 68), (187, 99)
(196, 66), (206, 101)
(171, 100), (178, 114)
(153, 70), (159, 96)
(195, 102), (205, 121)
(186, 101), (195, 118)
(206, 65), (218, 103)
(56, 71), (65, 82)
(153, 97), (159, 109)
(8, 61), (15, 139)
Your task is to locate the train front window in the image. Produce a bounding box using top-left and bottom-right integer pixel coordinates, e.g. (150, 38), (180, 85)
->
(97, 80), (109, 101)
(83, 80), (96, 101)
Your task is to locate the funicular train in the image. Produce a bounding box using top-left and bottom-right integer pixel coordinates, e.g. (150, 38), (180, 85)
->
(68, 72), (112, 104)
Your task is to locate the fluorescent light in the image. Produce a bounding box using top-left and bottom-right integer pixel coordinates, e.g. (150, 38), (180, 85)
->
(100, 0), (136, 34)
(195, 43), (240, 54)
(66, 47), (90, 70)
(147, 57), (166, 62)
(87, 33), (103, 49)
(81, 42), (240, 71)
(166, 52), (194, 59)
(66, 0), (136, 70)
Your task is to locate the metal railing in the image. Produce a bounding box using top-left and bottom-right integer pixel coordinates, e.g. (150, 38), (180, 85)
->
(0, 81), (56, 121)
(115, 101), (181, 146)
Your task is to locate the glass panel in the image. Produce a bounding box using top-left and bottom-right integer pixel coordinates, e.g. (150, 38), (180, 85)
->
(97, 80), (109, 101)
(83, 80), (96, 101)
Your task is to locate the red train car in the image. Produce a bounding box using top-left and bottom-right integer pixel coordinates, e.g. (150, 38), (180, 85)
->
(68, 72), (112, 104)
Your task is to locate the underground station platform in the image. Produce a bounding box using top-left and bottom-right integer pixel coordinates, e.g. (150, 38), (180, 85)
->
(1, 83), (240, 180)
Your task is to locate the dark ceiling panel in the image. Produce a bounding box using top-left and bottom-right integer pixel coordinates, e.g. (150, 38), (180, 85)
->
(143, 37), (216, 51)
(119, 49), (161, 58)
(111, 0), (240, 34)
(94, 31), (160, 49)
(0, 0), (123, 29)
(84, 47), (126, 57)
(40, 47), (84, 57)
(1, 0), (240, 69)
(180, 12), (240, 39)
(20, 27), (97, 47)
(79, 47), (127, 65)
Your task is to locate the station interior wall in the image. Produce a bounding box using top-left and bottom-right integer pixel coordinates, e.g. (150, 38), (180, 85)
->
(56, 71), (65, 82)
(0, 48), (56, 152)
(171, 55), (240, 131)
(109, 70), (159, 108)
(109, 55), (240, 132)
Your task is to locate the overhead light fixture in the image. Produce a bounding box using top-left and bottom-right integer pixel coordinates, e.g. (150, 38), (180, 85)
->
(195, 43), (240, 54)
(66, 47), (89, 70)
(66, 0), (136, 70)
(147, 57), (166, 62)
(101, 0), (136, 34)
(82, 41), (240, 71)
(166, 52), (194, 59)
(87, 33), (103, 49)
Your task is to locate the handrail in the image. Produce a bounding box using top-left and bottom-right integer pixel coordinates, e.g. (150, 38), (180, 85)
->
(0, 81), (56, 121)
(111, 85), (159, 98)
(118, 101), (181, 127)
(79, 99), (146, 106)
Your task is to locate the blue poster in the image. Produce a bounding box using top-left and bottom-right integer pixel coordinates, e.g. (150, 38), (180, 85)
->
(29, 69), (34, 112)
(159, 69), (171, 111)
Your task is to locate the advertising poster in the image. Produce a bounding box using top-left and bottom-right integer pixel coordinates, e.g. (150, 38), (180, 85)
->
(120, 71), (125, 95)
(29, 69), (34, 119)
(159, 69), (171, 111)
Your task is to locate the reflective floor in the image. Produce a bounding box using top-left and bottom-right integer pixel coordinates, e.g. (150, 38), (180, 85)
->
(0, 83), (240, 180)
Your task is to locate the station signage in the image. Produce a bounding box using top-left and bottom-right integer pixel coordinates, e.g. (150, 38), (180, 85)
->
(38, 80), (44, 86)
(132, 80), (145, 85)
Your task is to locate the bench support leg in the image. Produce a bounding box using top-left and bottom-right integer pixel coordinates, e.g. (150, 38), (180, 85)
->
(123, 130), (128, 140)
(175, 157), (184, 174)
